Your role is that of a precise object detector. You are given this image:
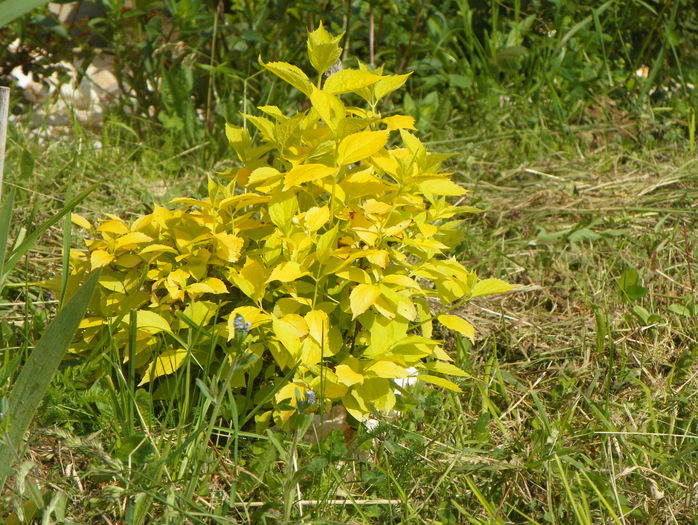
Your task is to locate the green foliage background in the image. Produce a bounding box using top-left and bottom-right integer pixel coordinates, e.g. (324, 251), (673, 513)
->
(1, 1), (698, 524)
(3, 0), (698, 151)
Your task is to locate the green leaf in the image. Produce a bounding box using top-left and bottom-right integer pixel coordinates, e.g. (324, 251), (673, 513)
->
(0, 0), (49, 27)
(0, 190), (15, 293)
(617, 268), (648, 302)
(0, 270), (101, 490)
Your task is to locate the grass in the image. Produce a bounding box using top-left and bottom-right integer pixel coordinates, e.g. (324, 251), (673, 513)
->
(0, 105), (697, 524)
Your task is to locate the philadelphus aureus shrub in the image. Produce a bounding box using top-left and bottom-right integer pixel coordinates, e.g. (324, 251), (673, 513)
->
(67, 24), (513, 425)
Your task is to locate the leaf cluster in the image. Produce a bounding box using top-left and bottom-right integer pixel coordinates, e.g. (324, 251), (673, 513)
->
(64, 24), (512, 426)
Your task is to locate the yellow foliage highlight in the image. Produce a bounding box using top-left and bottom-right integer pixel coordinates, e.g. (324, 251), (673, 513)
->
(62, 23), (515, 425)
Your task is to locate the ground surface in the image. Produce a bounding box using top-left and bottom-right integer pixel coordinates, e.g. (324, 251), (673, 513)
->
(1, 116), (697, 523)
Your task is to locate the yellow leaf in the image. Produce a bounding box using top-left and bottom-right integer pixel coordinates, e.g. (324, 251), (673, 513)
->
(267, 261), (309, 283)
(438, 314), (475, 342)
(134, 310), (171, 334)
(272, 317), (302, 355)
(336, 267), (371, 284)
(139, 348), (188, 385)
(336, 363), (364, 387)
(267, 190), (298, 233)
(432, 346), (452, 361)
(71, 213), (92, 230)
(395, 297), (417, 322)
(316, 225), (339, 263)
(187, 277), (227, 296)
(78, 317), (103, 329)
(232, 257), (267, 301)
(362, 200), (392, 215)
(98, 274), (127, 293)
(349, 283), (381, 319)
(418, 178), (467, 196)
(424, 361), (471, 378)
(299, 338), (322, 365)
(354, 377), (395, 412)
(337, 130), (390, 166)
(275, 382), (307, 405)
(259, 59), (313, 96)
(283, 163), (336, 190)
(304, 206), (330, 232)
(272, 314), (308, 357)
(139, 243), (178, 255)
(90, 250), (114, 270)
(382, 274), (420, 289)
(309, 85), (344, 130)
(115, 231), (153, 251)
(305, 309), (330, 347)
(307, 21), (343, 75)
(366, 250), (389, 269)
(374, 73), (412, 100)
(96, 218), (129, 235)
(381, 114), (416, 131)
(342, 391), (369, 421)
(227, 308), (267, 340)
(114, 253), (142, 268)
(365, 360), (409, 379)
(244, 114), (275, 141)
(257, 105), (286, 120)
(417, 374), (463, 392)
(471, 278), (514, 298)
(214, 233), (244, 263)
(323, 69), (381, 94)
(248, 166), (282, 187)
(181, 301), (217, 327)
(310, 370), (348, 399)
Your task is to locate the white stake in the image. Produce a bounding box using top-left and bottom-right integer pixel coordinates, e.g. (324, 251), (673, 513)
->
(0, 87), (9, 203)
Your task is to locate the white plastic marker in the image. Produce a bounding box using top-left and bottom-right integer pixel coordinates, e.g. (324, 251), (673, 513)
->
(0, 86), (9, 202)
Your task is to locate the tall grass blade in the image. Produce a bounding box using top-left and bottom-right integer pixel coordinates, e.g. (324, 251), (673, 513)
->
(0, 87), (9, 201)
(0, 269), (101, 490)
(0, 189), (15, 288)
(1, 185), (95, 286)
(0, 0), (50, 27)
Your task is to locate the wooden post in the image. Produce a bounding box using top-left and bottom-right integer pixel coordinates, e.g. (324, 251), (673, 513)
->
(0, 87), (9, 203)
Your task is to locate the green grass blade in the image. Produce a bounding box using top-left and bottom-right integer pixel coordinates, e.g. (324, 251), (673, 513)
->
(0, 0), (50, 27)
(0, 269), (101, 490)
(2, 185), (95, 283)
(0, 189), (15, 289)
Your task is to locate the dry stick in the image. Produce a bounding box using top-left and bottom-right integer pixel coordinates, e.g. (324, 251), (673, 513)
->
(0, 87), (10, 203)
(369, 9), (375, 68)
